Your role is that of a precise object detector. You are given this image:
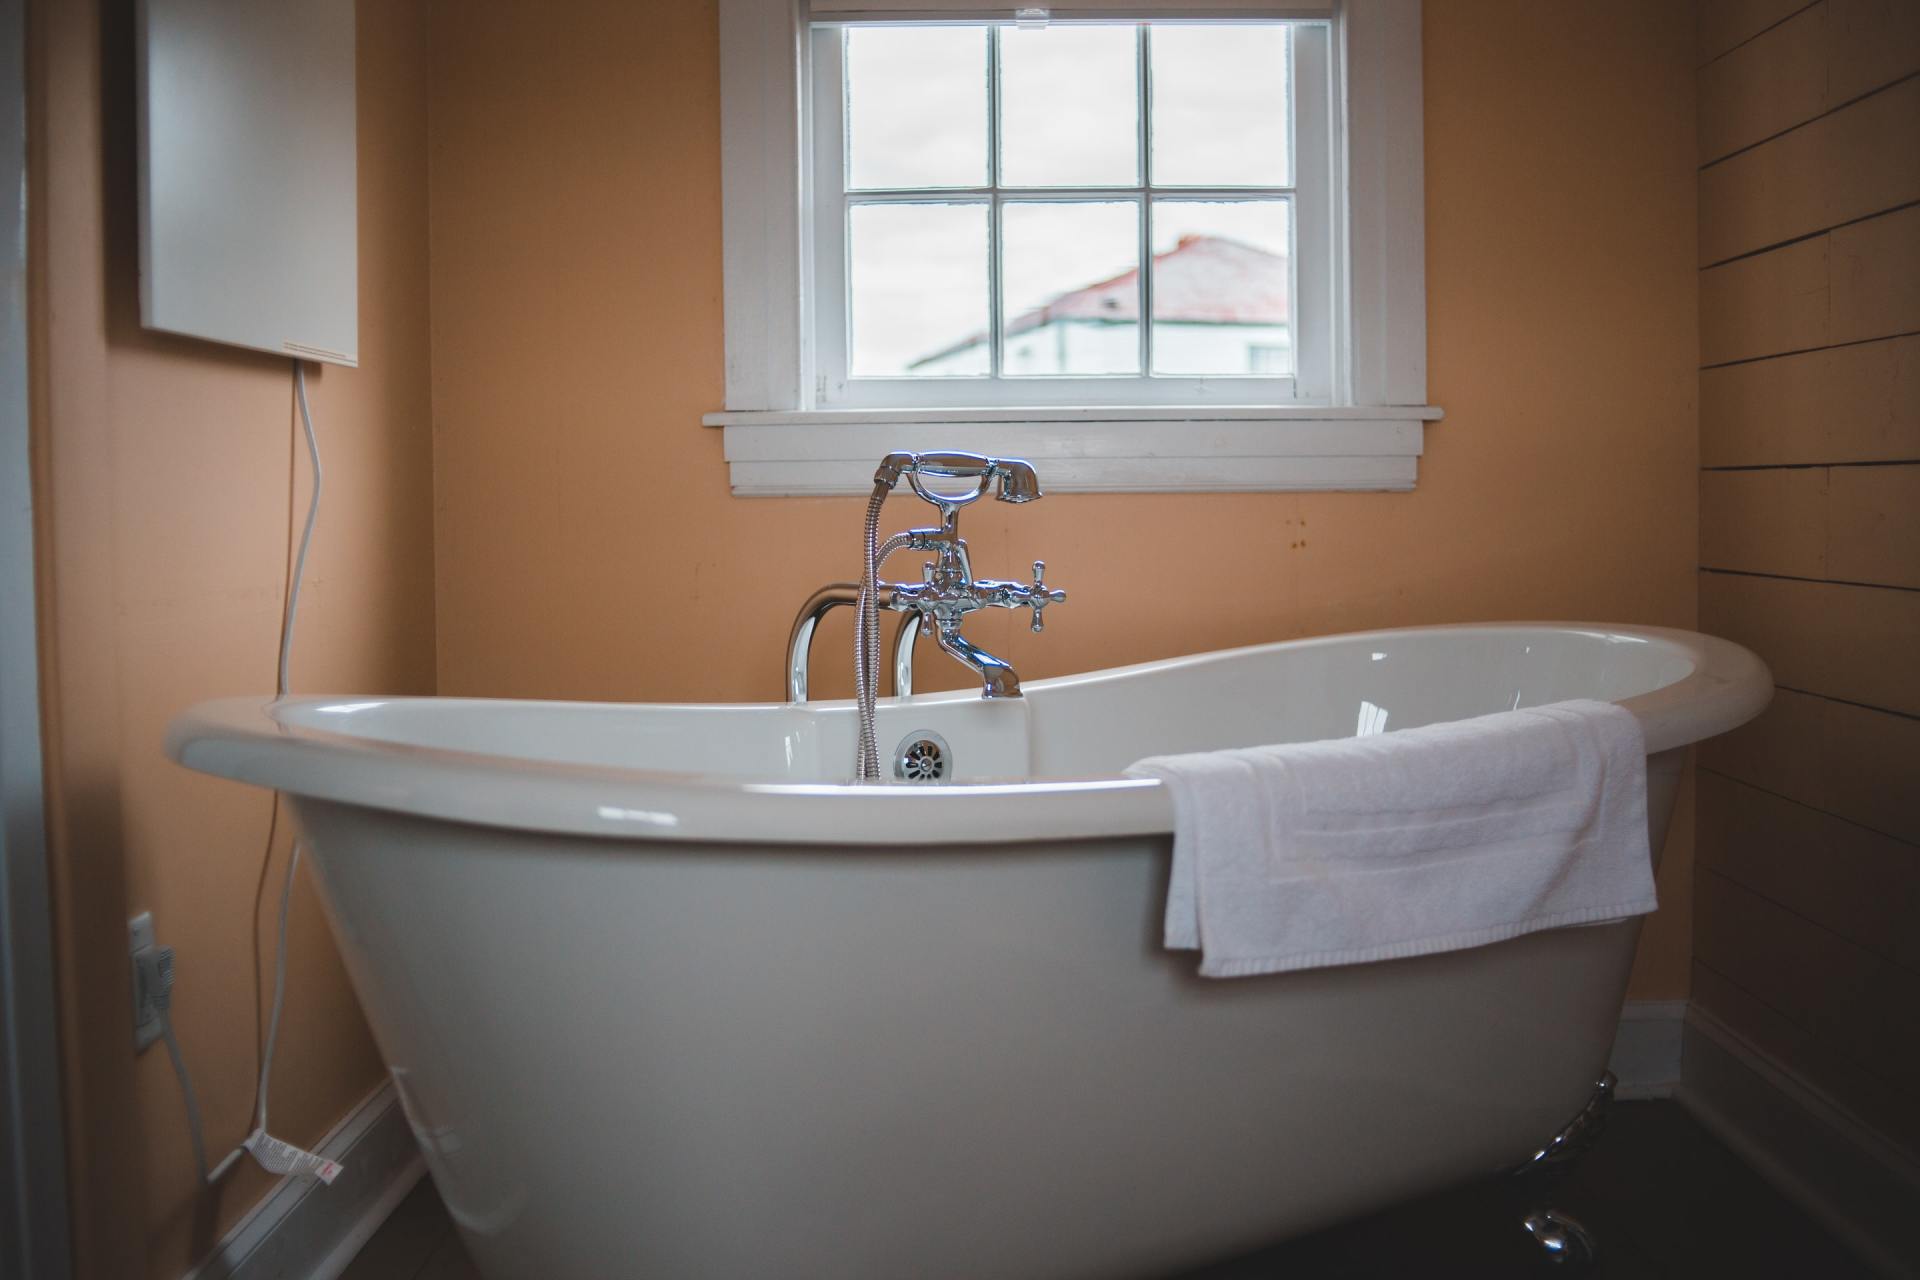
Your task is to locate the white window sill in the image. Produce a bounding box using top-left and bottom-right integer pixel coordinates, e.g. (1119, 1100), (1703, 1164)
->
(702, 406), (1445, 496)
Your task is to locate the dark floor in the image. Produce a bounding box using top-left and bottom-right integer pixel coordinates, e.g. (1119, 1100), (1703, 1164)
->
(342, 1102), (1874, 1280)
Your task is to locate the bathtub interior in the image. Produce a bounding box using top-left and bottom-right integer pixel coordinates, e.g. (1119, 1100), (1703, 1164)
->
(273, 627), (1696, 785)
(1026, 626), (1694, 774)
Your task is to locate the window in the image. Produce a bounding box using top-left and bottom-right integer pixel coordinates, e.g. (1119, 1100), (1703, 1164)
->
(710, 0), (1439, 495)
(814, 20), (1329, 407)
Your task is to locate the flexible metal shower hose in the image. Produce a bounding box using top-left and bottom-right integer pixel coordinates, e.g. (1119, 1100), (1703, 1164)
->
(854, 484), (913, 781)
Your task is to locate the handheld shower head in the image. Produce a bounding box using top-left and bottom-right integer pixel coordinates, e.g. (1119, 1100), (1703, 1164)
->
(993, 459), (1042, 503)
(871, 451), (1045, 506)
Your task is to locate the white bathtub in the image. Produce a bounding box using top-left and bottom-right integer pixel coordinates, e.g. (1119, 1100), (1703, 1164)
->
(169, 622), (1769, 1279)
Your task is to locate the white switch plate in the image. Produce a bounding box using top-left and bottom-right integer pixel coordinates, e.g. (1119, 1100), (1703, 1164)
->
(129, 911), (162, 1051)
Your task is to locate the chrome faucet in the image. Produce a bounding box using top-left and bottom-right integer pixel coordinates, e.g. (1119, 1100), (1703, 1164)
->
(800, 451), (1065, 780)
(856, 454), (1067, 782)
(875, 511), (1063, 699)
(863, 452), (1064, 702)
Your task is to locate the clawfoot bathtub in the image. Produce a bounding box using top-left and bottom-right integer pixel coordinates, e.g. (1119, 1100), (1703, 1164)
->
(169, 623), (1770, 1279)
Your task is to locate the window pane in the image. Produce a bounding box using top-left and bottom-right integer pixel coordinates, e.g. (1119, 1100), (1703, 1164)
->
(846, 28), (987, 189)
(850, 204), (990, 377)
(999, 25), (1139, 188)
(1149, 25), (1290, 187)
(1001, 202), (1140, 376)
(1150, 200), (1290, 376)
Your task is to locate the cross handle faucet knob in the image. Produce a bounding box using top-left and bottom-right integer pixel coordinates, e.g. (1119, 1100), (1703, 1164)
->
(1026, 560), (1066, 633)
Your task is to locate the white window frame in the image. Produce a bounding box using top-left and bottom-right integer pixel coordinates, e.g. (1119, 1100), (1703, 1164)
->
(708, 0), (1439, 496)
(811, 20), (1330, 408)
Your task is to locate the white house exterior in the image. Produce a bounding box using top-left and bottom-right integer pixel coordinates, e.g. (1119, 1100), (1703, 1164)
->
(910, 234), (1291, 377)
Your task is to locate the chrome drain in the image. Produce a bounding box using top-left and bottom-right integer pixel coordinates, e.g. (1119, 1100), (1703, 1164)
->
(893, 730), (950, 783)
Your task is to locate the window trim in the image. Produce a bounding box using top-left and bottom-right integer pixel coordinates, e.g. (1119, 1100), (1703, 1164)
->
(709, 0), (1438, 495)
(809, 20), (1329, 406)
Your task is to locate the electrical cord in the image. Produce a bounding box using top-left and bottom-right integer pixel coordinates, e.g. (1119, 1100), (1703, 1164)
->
(155, 360), (340, 1188)
(148, 948), (218, 1180)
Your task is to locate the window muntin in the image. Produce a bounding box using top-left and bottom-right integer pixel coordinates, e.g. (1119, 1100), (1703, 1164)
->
(809, 18), (1333, 409)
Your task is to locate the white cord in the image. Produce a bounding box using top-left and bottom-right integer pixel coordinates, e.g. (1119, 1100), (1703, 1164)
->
(282, 361), (323, 700)
(158, 360), (339, 1188)
(254, 840), (302, 1137)
(150, 948), (213, 1180)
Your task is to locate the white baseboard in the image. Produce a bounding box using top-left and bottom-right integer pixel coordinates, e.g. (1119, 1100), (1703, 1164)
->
(182, 1081), (425, 1280)
(1607, 999), (1685, 1099)
(1678, 1006), (1920, 1279)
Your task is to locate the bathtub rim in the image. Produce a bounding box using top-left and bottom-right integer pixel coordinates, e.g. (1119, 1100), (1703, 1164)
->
(165, 621), (1771, 847)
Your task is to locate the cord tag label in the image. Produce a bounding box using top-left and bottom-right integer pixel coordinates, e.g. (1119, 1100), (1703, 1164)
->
(246, 1131), (344, 1185)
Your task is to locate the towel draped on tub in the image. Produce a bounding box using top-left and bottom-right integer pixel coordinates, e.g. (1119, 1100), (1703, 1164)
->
(1125, 698), (1656, 978)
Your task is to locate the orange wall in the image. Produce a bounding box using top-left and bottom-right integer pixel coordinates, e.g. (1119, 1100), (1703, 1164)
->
(29, 4), (1701, 1272)
(429, 0), (1700, 995)
(28, 1), (436, 1275)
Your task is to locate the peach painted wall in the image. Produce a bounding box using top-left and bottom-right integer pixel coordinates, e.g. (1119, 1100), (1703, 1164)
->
(428, 0), (1700, 998)
(28, 3), (1699, 1275)
(28, 1), (435, 1275)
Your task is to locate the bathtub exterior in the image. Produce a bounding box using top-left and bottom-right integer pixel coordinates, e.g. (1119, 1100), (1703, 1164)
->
(168, 624), (1770, 1279)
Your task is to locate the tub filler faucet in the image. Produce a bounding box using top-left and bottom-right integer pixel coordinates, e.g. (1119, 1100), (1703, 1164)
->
(789, 451), (1066, 780)
(865, 451), (1064, 696)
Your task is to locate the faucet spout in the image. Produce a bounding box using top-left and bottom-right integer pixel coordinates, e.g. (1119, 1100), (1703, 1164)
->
(931, 620), (1021, 699)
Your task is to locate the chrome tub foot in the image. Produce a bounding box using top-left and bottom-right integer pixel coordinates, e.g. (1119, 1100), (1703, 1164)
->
(1511, 1071), (1614, 1268)
(1522, 1209), (1598, 1267)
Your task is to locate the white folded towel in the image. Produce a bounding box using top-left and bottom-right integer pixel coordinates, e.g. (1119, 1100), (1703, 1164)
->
(1125, 699), (1656, 978)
